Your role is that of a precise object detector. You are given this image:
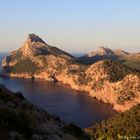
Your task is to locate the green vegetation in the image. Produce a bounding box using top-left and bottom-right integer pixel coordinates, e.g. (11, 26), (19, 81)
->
(117, 90), (136, 105)
(86, 104), (140, 140)
(91, 78), (105, 91)
(11, 59), (37, 73)
(75, 73), (92, 85)
(102, 60), (131, 82)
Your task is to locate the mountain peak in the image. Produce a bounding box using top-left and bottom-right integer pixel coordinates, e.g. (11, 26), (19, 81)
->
(98, 46), (112, 55)
(27, 34), (47, 44)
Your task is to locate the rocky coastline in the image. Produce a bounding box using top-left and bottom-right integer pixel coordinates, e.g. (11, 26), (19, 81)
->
(2, 34), (140, 113)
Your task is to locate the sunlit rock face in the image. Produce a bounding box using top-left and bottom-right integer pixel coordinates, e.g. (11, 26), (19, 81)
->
(2, 34), (140, 113)
(2, 34), (74, 75)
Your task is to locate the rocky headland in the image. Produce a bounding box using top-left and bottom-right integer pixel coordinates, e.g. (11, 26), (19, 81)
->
(2, 34), (140, 113)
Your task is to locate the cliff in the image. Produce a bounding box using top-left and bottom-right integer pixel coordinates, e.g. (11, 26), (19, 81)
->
(56, 60), (140, 112)
(0, 84), (89, 140)
(2, 34), (140, 112)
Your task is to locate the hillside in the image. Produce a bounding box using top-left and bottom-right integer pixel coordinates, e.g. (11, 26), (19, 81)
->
(85, 104), (140, 140)
(0, 84), (89, 140)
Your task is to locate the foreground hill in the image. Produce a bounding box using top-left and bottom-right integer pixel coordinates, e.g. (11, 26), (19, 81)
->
(86, 104), (140, 139)
(2, 34), (140, 112)
(0, 84), (89, 140)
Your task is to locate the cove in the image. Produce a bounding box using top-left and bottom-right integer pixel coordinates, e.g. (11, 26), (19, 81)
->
(0, 76), (117, 128)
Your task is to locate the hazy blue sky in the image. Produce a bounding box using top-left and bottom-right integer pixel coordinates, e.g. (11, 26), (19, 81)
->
(0, 0), (140, 53)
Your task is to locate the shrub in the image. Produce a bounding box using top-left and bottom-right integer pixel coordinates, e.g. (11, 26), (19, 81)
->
(86, 104), (140, 139)
(11, 59), (37, 73)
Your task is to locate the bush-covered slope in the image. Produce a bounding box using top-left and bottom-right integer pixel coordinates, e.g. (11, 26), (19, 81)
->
(11, 59), (37, 73)
(85, 104), (140, 140)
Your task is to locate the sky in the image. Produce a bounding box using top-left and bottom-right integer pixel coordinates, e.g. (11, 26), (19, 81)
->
(0, 0), (140, 53)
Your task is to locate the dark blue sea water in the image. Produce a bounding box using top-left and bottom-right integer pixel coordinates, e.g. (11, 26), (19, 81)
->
(0, 53), (116, 128)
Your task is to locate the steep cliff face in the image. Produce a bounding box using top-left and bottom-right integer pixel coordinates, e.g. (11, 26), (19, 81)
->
(85, 61), (140, 112)
(0, 84), (89, 140)
(2, 34), (140, 112)
(56, 60), (140, 112)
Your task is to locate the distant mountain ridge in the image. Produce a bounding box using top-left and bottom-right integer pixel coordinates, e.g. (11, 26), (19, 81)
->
(77, 46), (140, 70)
(2, 34), (140, 113)
(78, 46), (129, 65)
(119, 53), (140, 70)
(85, 46), (113, 57)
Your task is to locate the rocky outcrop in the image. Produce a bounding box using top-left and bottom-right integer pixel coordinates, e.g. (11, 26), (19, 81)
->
(2, 34), (140, 113)
(0, 84), (89, 140)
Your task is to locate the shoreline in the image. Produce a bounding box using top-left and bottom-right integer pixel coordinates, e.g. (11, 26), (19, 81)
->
(2, 72), (133, 113)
